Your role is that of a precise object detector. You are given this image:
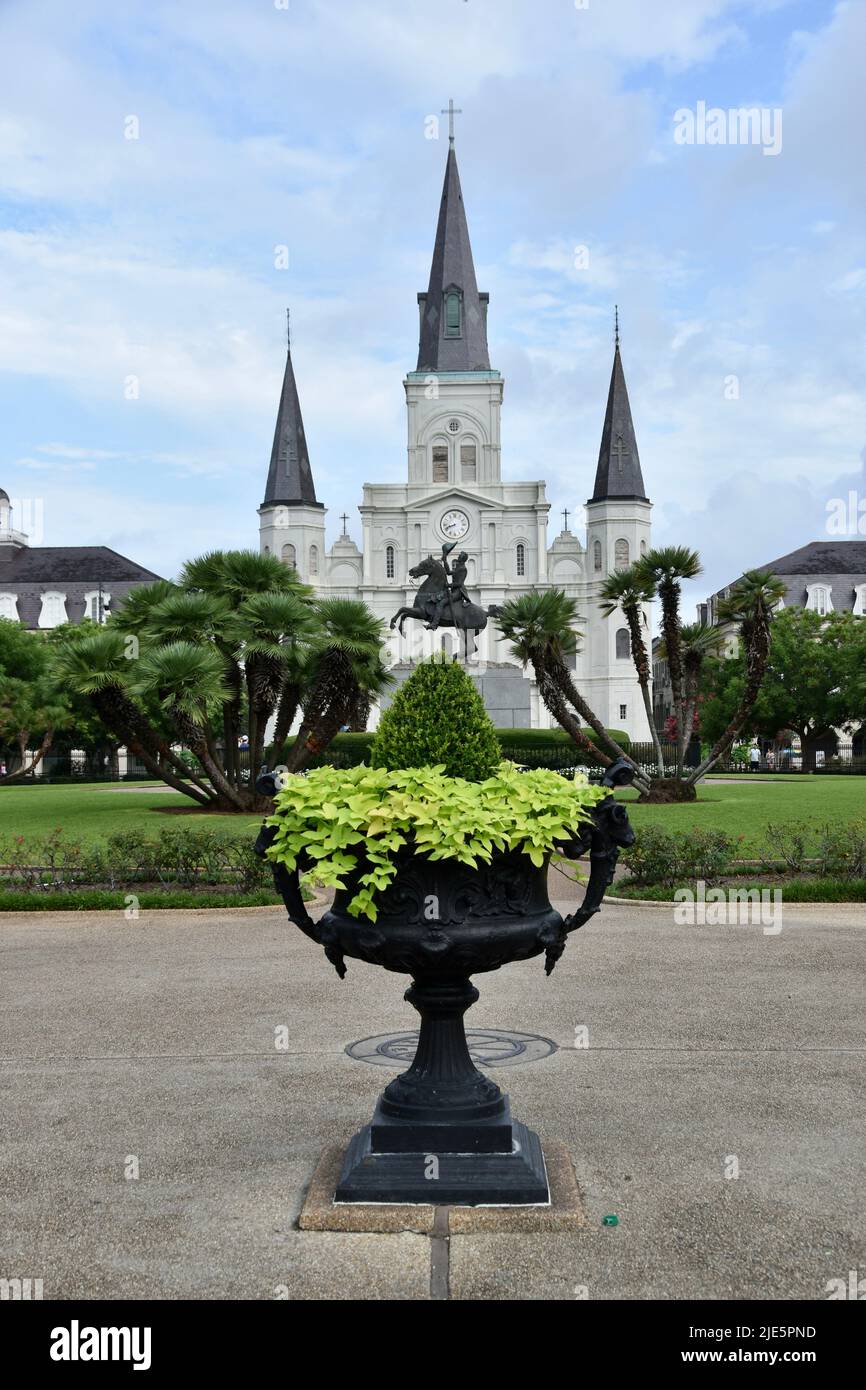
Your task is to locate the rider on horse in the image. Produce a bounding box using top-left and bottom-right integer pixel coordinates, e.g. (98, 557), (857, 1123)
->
(426, 548), (470, 631)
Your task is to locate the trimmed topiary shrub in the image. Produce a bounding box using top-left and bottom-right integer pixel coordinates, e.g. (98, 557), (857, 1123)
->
(370, 654), (501, 781)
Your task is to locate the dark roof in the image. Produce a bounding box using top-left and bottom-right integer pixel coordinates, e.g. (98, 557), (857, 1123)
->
(262, 347), (321, 508)
(0, 545), (162, 584)
(416, 146), (490, 372)
(761, 541), (866, 575)
(589, 343), (648, 503)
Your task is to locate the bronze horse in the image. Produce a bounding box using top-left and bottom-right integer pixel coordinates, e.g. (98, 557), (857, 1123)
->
(390, 554), (499, 657)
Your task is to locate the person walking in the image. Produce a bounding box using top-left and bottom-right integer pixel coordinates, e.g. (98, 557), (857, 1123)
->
(749, 743), (761, 772)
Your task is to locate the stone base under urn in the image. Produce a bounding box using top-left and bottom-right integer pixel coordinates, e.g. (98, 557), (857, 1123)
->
(334, 977), (549, 1205)
(255, 758), (635, 1208)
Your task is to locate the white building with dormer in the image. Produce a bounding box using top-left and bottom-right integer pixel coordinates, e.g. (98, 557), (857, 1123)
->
(258, 135), (652, 737)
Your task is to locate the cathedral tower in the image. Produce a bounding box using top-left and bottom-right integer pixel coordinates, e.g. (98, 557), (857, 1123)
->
(583, 314), (652, 731)
(258, 321), (326, 584)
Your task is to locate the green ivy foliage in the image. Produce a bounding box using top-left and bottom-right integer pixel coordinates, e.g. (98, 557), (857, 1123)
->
(370, 655), (502, 781)
(265, 762), (605, 922)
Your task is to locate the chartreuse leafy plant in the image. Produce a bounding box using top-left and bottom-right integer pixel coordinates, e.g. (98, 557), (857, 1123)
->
(371, 653), (501, 781)
(265, 762), (605, 922)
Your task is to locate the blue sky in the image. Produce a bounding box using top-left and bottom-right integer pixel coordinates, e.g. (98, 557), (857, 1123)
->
(1, 0), (864, 615)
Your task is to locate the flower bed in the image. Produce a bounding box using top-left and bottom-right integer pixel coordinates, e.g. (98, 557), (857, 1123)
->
(0, 825), (273, 896)
(619, 819), (866, 900)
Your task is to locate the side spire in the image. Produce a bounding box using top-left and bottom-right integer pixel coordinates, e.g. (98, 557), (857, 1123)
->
(262, 316), (321, 508)
(416, 138), (490, 373)
(590, 311), (648, 503)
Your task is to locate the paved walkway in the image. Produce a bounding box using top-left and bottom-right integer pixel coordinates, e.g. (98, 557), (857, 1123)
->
(2, 889), (864, 1300)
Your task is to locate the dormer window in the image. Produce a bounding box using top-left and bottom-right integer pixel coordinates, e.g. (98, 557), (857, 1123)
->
(807, 584), (831, 616)
(39, 591), (67, 629)
(444, 291), (462, 338)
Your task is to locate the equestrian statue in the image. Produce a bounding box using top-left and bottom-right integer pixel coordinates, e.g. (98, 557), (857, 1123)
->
(389, 542), (500, 657)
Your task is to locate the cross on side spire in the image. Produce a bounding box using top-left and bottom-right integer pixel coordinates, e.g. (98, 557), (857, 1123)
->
(441, 98), (462, 146)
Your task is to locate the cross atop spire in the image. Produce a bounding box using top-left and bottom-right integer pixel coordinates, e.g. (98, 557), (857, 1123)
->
(441, 98), (462, 146)
(286, 306), (291, 349)
(614, 303), (620, 350)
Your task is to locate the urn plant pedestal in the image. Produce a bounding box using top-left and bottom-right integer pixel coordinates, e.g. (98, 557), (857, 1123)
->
(336, 975), (549, 1205)
(256, 758), (635, 1209)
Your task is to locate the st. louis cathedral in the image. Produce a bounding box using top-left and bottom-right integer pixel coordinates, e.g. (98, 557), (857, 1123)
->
(258, 127), (652, 736)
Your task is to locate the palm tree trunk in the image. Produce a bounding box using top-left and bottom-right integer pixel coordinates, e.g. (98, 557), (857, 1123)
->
(689, 668), (761, 781)
(267, 680), (301, 769)
(2, 729), (53, 781)
(548, 661), (649, 788)
(531, 658), (609, 765)
(624, 606), (664, 778)
(90, 690), (216, 806)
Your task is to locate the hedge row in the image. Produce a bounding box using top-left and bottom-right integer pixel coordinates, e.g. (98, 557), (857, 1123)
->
(285, 727), (631, 771)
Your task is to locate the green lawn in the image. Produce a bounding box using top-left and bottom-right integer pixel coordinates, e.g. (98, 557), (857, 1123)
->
(1, 774), (863, 855)
(0, 782), (263, 845)
(617, 776), (866, 850)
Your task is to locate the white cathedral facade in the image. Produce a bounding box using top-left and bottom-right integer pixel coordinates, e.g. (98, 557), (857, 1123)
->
(259, 135), (652, 738)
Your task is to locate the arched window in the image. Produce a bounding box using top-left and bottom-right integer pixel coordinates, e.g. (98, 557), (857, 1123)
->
(516, 543), (526, 578)
(616, 628), (630, 659)
(460, 441), (477, 482)
(385, 544), (395, 579)
(614, 538), (630, 571)
(281, 543), (296, 569)
(444, 291), (462, 338)
(432, 444), (448, 483)
(593, 540), (602, 572)
(640, 539), (647, 557)
(808, 585), (829, 615)
(309, 544), (319, 576)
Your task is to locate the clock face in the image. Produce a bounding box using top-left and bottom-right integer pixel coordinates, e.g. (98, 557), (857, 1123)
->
(440, 508), (470, 540)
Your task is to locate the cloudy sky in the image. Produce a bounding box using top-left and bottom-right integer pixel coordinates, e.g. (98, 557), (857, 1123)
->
(1, 0), (864, 617)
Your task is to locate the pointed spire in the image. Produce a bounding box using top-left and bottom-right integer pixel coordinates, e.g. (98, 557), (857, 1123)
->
(590, 314), (648, 503)
(262, 323), (321, 508)
(416, 144), (490, 372)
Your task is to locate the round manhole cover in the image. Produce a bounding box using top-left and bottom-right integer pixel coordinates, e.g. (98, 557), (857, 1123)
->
(345, 1028), (558, 1068)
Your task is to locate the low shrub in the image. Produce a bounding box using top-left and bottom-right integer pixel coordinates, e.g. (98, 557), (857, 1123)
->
(0, 826), (271, 895)
(372, 656), (502, 781)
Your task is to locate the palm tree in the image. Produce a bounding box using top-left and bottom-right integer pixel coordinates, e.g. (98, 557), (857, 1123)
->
(232, 590), (317, 772)
(132, 641), (243, 808)
(495, 591), (647, 782)
(635, 546), (702, 773)
(51, 629), (214, 805)
(599, 565), (663, 777)
(179, 550), (312, 787)
(288, 599), (388, 771)
(678, 622), (723, 758)
(691, 570), (786, 779)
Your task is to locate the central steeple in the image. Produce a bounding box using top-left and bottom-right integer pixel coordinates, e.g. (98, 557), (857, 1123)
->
(416, 140), (490, 373)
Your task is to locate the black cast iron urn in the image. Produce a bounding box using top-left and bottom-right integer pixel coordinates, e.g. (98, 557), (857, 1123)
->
(254, 759), (635, 1206)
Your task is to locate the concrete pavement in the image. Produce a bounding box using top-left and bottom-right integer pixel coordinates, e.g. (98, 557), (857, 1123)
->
(1, 888), (864, 1300)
